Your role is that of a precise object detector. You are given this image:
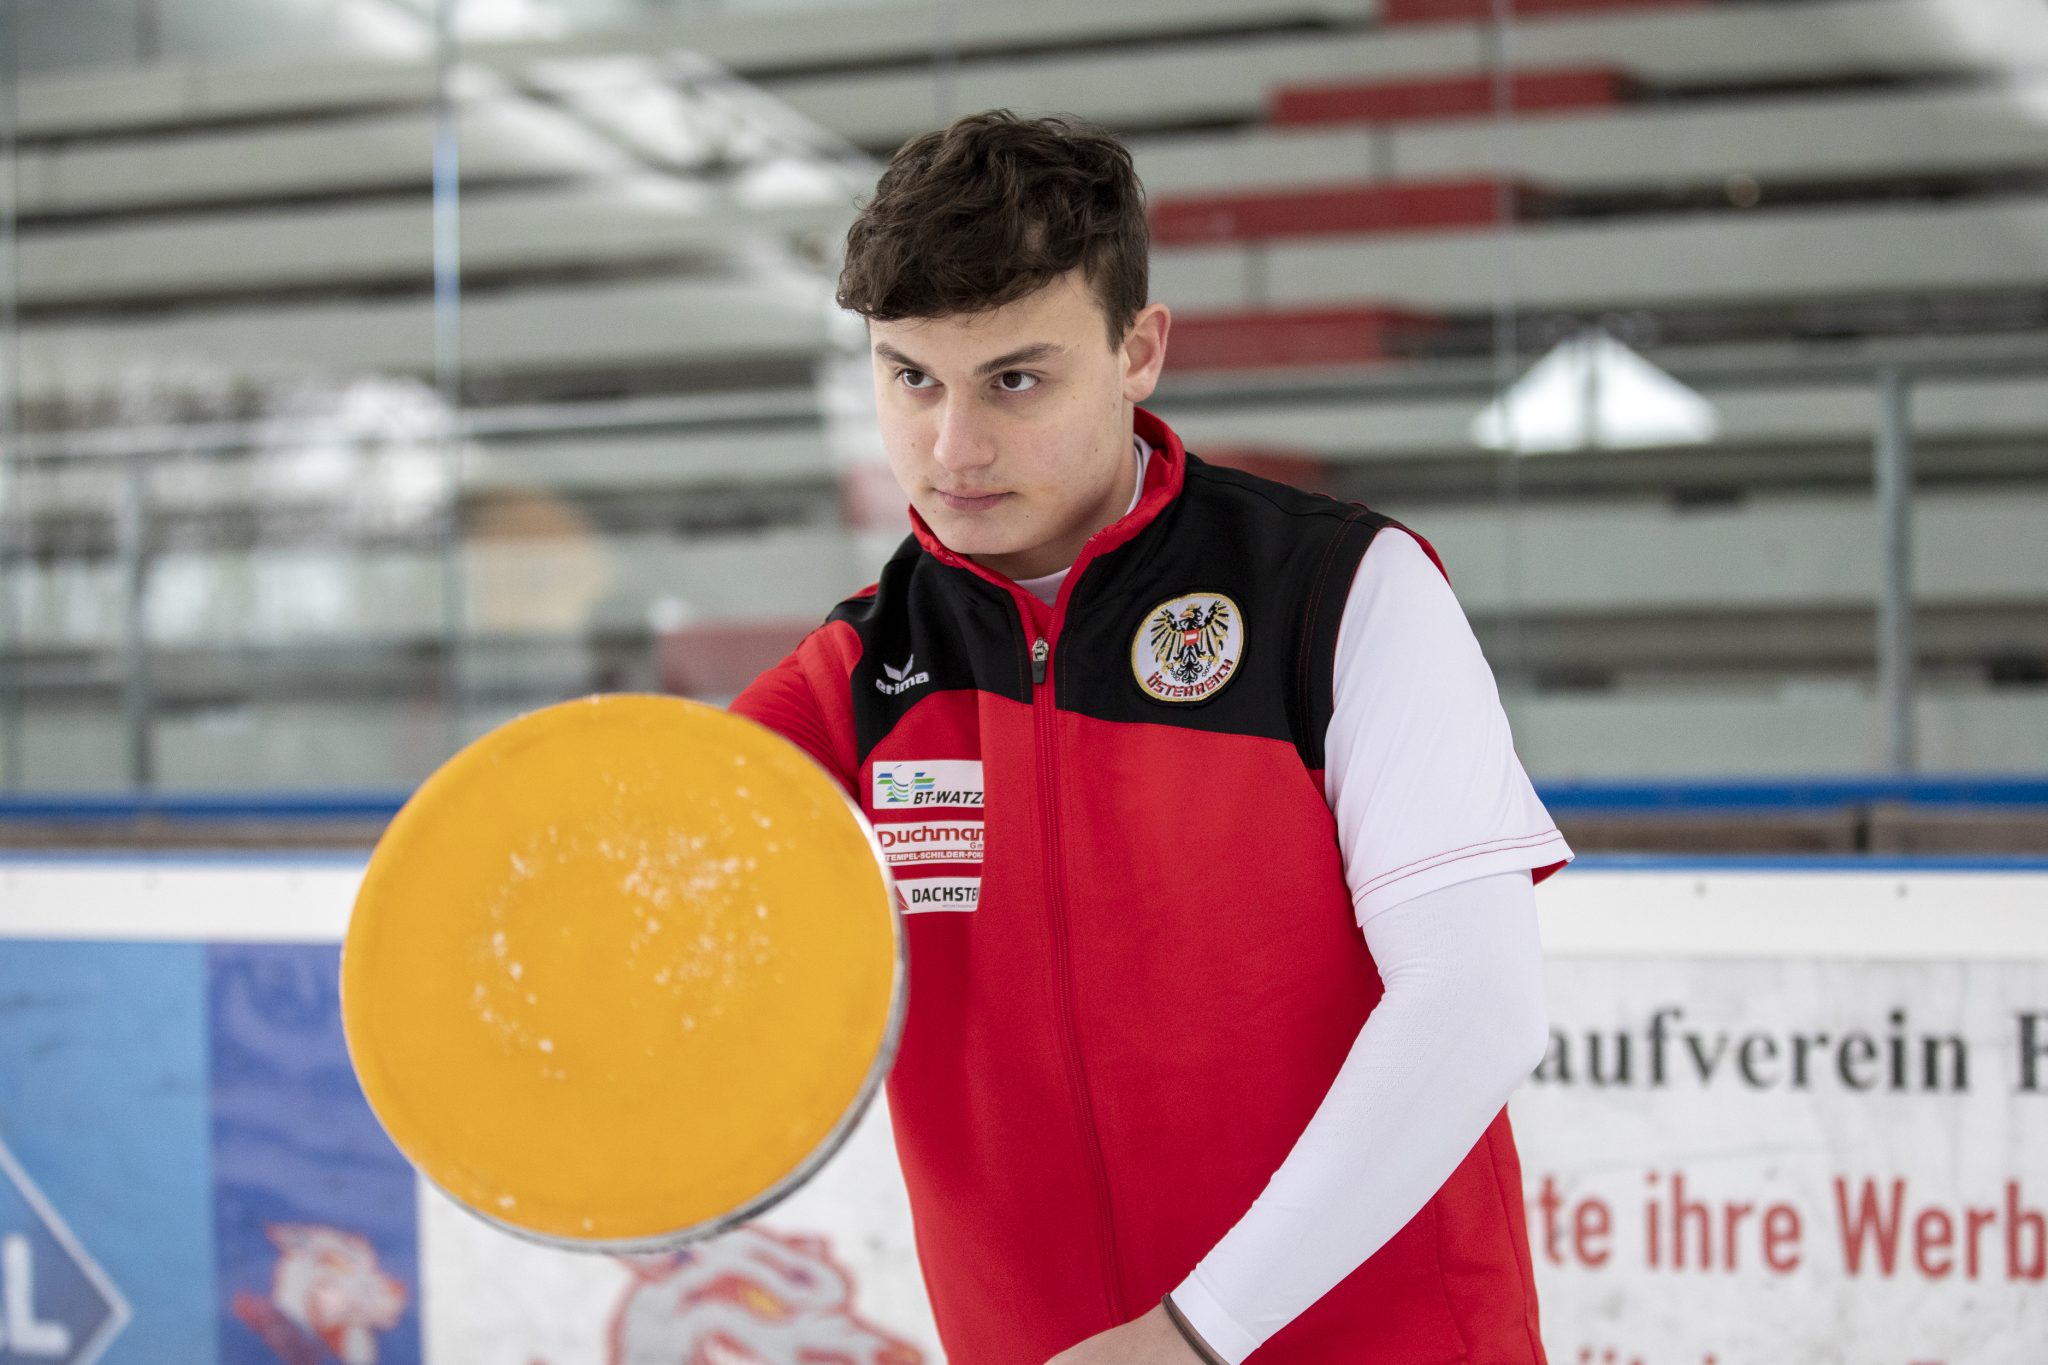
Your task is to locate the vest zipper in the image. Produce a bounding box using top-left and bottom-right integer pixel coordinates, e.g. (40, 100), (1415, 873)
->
(1028, 626), (1128, 1325)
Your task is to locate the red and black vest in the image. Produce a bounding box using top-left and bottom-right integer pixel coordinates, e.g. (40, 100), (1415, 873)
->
(733, 406), (1547, 1364)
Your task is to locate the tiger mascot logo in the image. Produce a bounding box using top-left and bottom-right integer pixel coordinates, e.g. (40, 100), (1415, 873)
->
(607, 1225), (923, 1365)
(232, 1222), (408, 1365)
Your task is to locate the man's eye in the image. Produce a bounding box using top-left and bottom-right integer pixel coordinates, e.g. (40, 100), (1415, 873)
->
(896, 369), (936, 390)
(996, 372), (1039, 393)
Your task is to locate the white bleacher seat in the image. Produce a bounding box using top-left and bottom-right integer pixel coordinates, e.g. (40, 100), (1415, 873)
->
(21, 75), (2041, 308)
(18, 373), (2042, 528)
(1503, 0), (2036, 80)
(1511, 688), (2048, 780)
(18, 196), (2041, 405)
(7, 487), (2044, 655)
(16, 429), (831, 527)
(476, 0), (1383, 75)
(12, 0), (1382, 138)
(745, 0), (1952, 146)
(10, 525), (867, 648)
(1127, 82), (2048, 194)
(17, 276), (835, 405)
(1375, 486), (2048, 615)
(13, 61), (434, 138)
(15, 426), (837, 521)
(16, 682), (2039, 791)
(1159, 374), (2048, 456)
(18, 98), (706, 215)
(17, 190), (850, 302)
(1152, 200), (2048, 311)
(1384, 82), (2048, 187)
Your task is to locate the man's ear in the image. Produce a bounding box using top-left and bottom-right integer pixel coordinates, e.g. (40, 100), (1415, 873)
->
(1120, 302), (1171, 403)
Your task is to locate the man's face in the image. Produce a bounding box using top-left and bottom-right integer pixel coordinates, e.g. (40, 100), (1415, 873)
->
(868, 266), (1169, 581)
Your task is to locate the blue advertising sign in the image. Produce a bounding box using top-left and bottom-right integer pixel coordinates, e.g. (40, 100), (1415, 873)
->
(0, 941), (214, 1364)
(0, 1141), (129, 1365)
(208, 944), (420, 1365)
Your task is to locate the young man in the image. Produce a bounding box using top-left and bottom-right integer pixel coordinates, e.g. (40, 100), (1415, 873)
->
(733, 111), (1571, 1365)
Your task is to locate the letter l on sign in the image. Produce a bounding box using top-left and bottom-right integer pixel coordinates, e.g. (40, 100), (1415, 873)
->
(0, 1140), (130, 1363)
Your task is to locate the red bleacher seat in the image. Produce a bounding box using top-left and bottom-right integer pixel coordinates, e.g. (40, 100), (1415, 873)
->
(1150, 179), (1525, 245)
(657, 621), (814, 699)
(840, 462), (913, 532)
(1269, 67), (1634, 125)
(1192, 447), (1334, 494)
(1169, 306), (1446, 369)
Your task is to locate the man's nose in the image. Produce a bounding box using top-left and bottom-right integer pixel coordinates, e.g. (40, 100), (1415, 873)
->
(930, 398), (995, 473)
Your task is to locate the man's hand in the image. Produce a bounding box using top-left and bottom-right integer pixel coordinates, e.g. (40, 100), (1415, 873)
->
(1044, 1302), (1213, 1365)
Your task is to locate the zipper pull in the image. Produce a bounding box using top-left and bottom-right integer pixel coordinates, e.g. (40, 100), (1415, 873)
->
(1031, 636), (1050, 686)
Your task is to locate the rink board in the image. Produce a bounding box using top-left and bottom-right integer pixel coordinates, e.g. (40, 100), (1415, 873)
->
(0, 855), (2043, 1364)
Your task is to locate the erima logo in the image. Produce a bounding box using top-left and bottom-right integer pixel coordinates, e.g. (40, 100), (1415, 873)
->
(875, 653), (931, 697)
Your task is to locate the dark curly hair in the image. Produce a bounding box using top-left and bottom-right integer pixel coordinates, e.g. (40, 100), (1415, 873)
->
(836, 109), (1149, 353)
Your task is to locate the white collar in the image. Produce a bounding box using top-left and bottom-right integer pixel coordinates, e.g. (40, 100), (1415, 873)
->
(1012, 431), (1152, 603)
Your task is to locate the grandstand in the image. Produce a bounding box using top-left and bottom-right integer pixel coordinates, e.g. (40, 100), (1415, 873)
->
(3, 0), (2045, 801)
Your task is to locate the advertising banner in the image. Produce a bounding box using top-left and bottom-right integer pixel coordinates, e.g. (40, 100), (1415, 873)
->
(1518, 866), (2048, 1365)
(0, 856), (2042, 1364)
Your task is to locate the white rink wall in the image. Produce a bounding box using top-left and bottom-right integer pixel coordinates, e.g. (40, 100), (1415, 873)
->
(1, 856), (2045, 1363)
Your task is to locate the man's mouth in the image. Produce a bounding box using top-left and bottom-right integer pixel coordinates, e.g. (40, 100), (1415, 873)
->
(935, 489), (1008, 512)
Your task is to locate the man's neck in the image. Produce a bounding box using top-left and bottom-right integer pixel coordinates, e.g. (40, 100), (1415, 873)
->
(992, 435), (1151, 602)
(967, 444), (1137, 580)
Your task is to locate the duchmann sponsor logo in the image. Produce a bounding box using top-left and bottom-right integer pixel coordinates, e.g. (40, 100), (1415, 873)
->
(876, 820), (985, 867)
(896, 876), (981, 913)
(872, 759), (984, 809)
(875, 653), (931, 697)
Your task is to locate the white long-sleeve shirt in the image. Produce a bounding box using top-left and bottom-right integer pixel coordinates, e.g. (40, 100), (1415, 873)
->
(1016, 433), (1571, 1361)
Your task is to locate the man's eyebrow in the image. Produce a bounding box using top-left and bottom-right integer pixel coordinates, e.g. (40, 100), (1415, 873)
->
(873, 341), (1068, 376)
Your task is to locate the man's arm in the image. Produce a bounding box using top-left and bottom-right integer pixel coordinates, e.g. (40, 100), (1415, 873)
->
(1166, 526), (1569, 1361)
(1048, 872), (1548, 1365)
(1325, 527), (1573, 917)
(729, 620), (863, 795)
(1166, 870), (1547, 1360)
(1047, 527), (1567, 1364)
